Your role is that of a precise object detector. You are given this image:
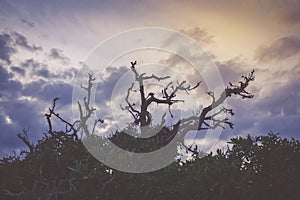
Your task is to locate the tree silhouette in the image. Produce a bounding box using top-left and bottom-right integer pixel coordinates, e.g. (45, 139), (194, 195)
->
(1, 63), (300, 200)
(119, 61), (255, 154)
(122, 61), (201, 128)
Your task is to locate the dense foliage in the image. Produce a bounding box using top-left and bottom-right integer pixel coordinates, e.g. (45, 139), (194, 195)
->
(1, 132), (299, 200)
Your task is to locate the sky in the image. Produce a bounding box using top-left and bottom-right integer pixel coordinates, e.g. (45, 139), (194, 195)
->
(0, 0), (299, 157)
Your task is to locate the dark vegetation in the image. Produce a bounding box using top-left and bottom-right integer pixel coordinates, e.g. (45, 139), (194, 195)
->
(1, 131), (299, 200)
(0, 62), (299, 199)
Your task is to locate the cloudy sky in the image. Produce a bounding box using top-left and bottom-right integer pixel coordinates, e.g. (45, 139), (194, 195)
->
(0, 0), (299, 157)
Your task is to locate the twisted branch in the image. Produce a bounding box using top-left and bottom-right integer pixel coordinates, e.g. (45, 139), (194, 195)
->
(124, 61), (201, 127)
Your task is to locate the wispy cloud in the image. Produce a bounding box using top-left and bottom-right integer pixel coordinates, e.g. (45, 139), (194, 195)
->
(180, 27), (214, 45)
(254, 35), (300, 63)
(20, 19), (35, 28)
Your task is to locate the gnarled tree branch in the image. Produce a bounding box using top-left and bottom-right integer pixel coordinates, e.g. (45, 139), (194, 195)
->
(124, 61), (201, 127)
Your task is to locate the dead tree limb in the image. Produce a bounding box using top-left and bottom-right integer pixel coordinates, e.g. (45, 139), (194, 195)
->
(124, 61), (201, 127)
(75, 73), (104, 137)
(17, 127), (34, 153)
(44, 98), (78, 140)
(44, 73), (104, 140)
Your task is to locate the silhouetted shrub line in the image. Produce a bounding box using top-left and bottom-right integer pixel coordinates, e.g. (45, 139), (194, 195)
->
(1, 132), (299, 200)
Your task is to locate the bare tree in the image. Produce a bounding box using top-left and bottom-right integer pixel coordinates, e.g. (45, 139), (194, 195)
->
(122, 61), (255, 153)
(121, 61), (201, 128)
(44, 73), (104, 141)
(42, 61), (254, 155)
(74, 73), (104, 138)
(179, 69), (255, 133)
(44, 97), (79, 141)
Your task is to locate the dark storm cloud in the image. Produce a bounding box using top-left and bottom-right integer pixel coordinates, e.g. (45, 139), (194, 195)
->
(36, 66), (75, 79)
(0, 64), (12, 83)
(221, 94), (300, 142)
(11, 66), (25, 76)
(269, 0), (300, 26)
(12, 32), (42, 52)
(256, 65), (300, 117)
(0, 99), (48, 156)
(96, 66), (129, 102)
(0, 65), (22, 99)
(0, 31), (42, 64)
(256, 115), (300, 139)
(214, 58), (248, 84)
(0, 65), (46, 157)
(48, 48), (71, 64)
(21, 58), (42, 68)
(221, 62), (300, 139)
(37, 68), (50, 78)
(16, 57), (77, 106)
(0, 32), (15, 64)
(0, 69), (75, 157)
(180, 27), (214, 45)
(18, 57), (77, 80)
(22, 80), (73, 106)
(0, 31), (77, 157)
(281, 9), (300, 26)
(254, 35), (300, 63)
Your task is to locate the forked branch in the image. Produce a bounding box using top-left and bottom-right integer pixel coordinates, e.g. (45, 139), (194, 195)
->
(178, 70), (255, 133)
(44, 73), (104, 140)
(124, 61), (201, 127)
